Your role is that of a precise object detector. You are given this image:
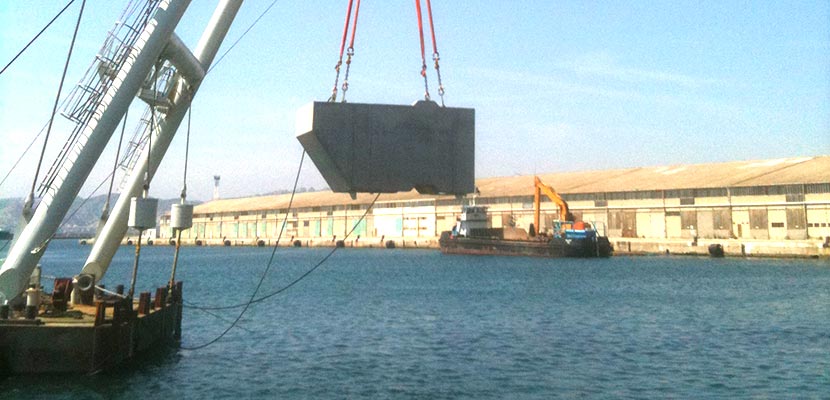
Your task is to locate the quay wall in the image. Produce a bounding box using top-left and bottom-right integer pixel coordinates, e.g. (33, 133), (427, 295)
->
(143, 235), (829, 259)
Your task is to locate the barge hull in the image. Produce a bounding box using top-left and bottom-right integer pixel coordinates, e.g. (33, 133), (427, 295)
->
(0, 293), (181, 375)
(439, 232), (612, 258)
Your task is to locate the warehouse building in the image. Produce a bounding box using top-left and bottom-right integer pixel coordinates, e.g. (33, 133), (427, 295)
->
(158, 156), (830, 256)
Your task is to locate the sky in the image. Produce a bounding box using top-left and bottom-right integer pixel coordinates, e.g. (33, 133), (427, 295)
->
(0, 0), (828, 202)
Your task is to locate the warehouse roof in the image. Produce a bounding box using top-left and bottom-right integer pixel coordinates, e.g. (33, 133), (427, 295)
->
(194, 156), (830, 214)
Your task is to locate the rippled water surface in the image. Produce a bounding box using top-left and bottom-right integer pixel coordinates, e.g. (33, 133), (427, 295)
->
(3, 240), (829, 398)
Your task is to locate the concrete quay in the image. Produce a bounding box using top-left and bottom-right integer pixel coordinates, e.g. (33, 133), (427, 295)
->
(612, 238), (829, 258)
(141, 236), (829, 259)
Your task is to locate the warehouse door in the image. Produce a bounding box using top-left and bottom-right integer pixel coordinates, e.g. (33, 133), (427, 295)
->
(622, 211), (637, 238)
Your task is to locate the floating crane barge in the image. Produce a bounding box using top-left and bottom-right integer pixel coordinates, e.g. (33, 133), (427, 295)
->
(0, 282), (182, 374)
(0, 0), (241, 374)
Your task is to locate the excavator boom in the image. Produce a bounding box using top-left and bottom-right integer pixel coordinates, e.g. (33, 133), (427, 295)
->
(533, 176), (570, 233)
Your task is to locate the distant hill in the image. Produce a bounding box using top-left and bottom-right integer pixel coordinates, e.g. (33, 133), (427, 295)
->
(0, 195), (198, 238)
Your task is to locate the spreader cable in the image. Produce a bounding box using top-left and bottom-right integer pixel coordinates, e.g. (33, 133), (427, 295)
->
(424, 0), (446, 106)
(415, 0), (445, 105)
(329, 0), (361, 102)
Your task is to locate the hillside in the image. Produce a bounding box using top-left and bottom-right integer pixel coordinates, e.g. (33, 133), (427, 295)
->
(0, 195), (196, 238)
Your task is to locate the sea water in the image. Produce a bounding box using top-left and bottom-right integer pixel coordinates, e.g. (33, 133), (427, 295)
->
(2, 239), (828, 399)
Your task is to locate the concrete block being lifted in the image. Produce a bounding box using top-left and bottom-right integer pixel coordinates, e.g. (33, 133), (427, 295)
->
(296, 100), (475, 195)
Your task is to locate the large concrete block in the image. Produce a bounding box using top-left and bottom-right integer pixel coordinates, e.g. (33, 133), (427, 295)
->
(296, 100), (475, 195)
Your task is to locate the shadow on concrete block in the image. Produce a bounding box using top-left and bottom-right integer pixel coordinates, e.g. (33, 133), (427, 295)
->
(296, 100), (475, 196)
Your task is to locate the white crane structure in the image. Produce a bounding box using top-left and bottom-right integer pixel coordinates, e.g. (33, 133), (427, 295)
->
(0, 0), (243, 304)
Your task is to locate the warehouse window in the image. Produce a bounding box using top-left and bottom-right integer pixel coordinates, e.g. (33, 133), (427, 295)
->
(768, 184), (804, 195)
(805, 183), (830, 194)
(666, 189), (695, 198)
(563, 192), (604, 201)
(732, 186), (767, 196)
(606, 192), (626, 201)
(695, 188), (727, 197)
(436, 199), (460, 206)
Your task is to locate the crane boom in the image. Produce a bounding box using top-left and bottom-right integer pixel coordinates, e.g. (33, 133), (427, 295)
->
(0, 0), (192, 304)
(83, 0), (243, 282)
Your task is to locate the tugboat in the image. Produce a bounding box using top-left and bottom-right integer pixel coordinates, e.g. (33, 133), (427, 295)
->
(439, 177), (612, 258)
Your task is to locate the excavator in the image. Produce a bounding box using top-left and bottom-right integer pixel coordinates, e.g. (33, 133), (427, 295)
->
(533, 175), (571, 234)
(532, 176), (599, 239)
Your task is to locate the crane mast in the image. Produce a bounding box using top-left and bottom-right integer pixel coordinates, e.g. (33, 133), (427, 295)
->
(83, 0), (243, 282)
(0, 0), (243, 304)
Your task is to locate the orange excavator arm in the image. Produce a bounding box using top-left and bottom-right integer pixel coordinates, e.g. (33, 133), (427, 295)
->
(533, 176), (570, 232)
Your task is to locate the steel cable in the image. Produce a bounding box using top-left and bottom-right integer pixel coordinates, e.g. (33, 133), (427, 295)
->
(29, 0), (87, 201)
(0, 0), (76, 76)
(181, 150), (307, 350)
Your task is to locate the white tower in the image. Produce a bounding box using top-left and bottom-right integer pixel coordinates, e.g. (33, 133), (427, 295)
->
(213, 175), (220, 200)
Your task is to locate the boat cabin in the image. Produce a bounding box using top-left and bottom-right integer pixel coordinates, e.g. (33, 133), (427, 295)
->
(453, 206), (489, 237)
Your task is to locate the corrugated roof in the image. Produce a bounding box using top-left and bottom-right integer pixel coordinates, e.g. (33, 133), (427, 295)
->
(194, 156), (830, 214)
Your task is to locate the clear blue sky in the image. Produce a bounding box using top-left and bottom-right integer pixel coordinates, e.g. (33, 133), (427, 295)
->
(1, 0), (828, 201)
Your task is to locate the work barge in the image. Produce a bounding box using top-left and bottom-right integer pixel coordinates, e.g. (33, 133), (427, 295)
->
(1, 0), (242, 374)
(157, 156), (830, 258)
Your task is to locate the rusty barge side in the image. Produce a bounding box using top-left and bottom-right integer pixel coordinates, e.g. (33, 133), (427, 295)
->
(439, 231), (613, 258)
(0, 283), (182, 375)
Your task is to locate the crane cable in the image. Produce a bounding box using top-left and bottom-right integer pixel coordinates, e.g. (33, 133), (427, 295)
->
(100, 109), (129, 224)
(424, 0), (445, 106)
(415, 0), (445, 105)
(183, 191), (381, 312)
(340, 0), (361, 102)
(0, 0), (76, 77)
(414, 0), (430, 101)
(207, 0), (280, 75)
(328, 0), (359, 102)
(169, 103), (192, 288)
(181, 150), (307, 350)
(27, 0), (86, 208)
